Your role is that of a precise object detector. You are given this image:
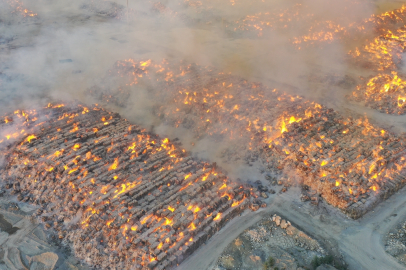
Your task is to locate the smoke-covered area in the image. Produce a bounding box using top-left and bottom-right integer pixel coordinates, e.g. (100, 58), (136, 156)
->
(0, 0), (405, 177)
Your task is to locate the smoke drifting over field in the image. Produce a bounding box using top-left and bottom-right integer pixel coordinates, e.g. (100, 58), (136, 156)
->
(0, 0), (402, 175)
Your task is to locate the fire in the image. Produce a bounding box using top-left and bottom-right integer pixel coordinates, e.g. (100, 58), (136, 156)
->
(335, 181), (340, 187)
(321, 160), (328, 166)
(141, 214), (153, 225)
(140, 59), (151, 67)
(188, 222), (196, 230)
(70, 124), (79, 133)
(289, 116), (299, 124)
(398, 96), (406, 107)
(157, 242), (163, 249)
(280, 118), (287, 133)
(232, 199), (244, 207)
(68, 168), (78, 174)
(26, 135), (36, 143)
(168, 206), (175, 212)
(213, 213), (221, 221)
(164, 217), (173, 226)
(219, 183), (227, 190)
(108, 158), (119, 171)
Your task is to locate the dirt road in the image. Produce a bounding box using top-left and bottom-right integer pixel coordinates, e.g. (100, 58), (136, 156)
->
(178, 186), (406, 270)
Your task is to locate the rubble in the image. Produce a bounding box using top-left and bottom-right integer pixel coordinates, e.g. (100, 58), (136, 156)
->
(213, 214), (338, 270)
(0, 103), (252, 269)
(385, 219), (406, 266)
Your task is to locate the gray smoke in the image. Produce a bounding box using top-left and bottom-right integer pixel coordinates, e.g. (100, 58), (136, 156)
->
(0, 0), (395, 177)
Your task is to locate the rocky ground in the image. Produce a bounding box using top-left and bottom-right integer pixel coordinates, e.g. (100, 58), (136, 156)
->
(212, 214), (343, 270)
(0, 197), (89, 270)
(385, 217), (406, 266)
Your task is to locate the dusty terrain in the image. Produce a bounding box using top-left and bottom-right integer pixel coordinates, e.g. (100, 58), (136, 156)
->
(0, 198), (90, 270)
(212, 213), (331, 270)
(179, 185), (406, 270)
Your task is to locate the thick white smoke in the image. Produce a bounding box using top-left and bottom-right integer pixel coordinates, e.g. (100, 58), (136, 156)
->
(0, 0), (401, 177)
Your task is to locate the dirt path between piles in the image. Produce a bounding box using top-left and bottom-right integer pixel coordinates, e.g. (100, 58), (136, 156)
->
(178, 185), (406, 270)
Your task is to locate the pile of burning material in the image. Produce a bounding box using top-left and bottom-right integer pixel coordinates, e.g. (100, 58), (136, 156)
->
(348, 26), (406, 71)
(227, 4), (406, 47)
(345, 7), (406, 115)
(293, 4), (406, 49)
(347, 71), (406, 115)
(2, 0), (37, 18)
(90, 59), (406, 219)
(0, 103), (253, 269)
(263, 109), (406, 219)
(88, 59), (317, 164)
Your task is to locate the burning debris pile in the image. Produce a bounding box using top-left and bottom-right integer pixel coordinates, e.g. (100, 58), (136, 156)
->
(346, 6), (406, 115)
(2, 0), (37, 18)
(263, 110), (406, 219)
(0, 103), (253, 269)
(349, 28), (406, 72)
(347, 72), (406, 115)
(90, 59), (406, 219)
(227, 3), (406, 48)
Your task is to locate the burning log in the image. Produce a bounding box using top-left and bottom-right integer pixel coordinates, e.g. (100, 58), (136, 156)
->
(0, 103), (251, 270)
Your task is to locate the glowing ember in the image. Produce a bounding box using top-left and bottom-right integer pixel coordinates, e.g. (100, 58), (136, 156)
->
(25, 135), (36, 143)
(108, 157), (119, 171)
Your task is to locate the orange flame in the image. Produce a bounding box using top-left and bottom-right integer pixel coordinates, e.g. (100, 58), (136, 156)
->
(108, 158), (119, 171)
(188, 223), (196, 230)
(26, 135), (36, 143)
